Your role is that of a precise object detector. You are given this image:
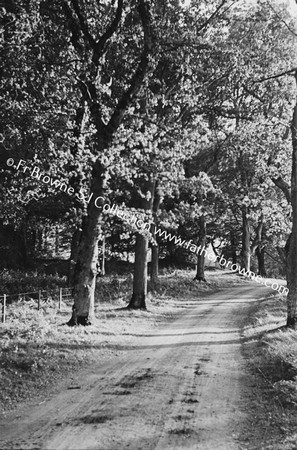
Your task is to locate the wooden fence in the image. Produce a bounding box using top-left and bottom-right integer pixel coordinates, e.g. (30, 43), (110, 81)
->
(0, 287), (73, 323)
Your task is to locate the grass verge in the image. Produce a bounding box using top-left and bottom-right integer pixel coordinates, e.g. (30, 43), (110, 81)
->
(242, 293), (297, 449)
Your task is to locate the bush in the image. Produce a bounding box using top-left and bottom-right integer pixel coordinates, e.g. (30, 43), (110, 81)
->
(0, 269), (66, 296)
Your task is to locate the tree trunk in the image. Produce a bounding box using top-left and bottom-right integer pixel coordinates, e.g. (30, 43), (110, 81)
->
(150, 242), (159, 287)
(195, 216), (207, 282)
(196, 251), (206, 282)
(230, 231), (237, 265)
(128, 180), (155, 309)
(101, 234), (106, 276)
(250, 216), (264, 263)
(67, 161), (107, 326)
(256, 246), (266, 277)
(68, 228), (82, 286)
(287, 72), (297, 328)
(128, 233), (148, 310)
(241, 206), (251, 271)
(150, 187), (161, 288)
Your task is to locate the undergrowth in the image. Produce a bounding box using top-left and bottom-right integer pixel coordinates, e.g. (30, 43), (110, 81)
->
(243, 293), (297, 450)
(0, 269), (66, 296)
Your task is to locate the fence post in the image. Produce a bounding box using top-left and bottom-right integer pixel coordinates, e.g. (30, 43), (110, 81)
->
(38, 290), (41, 310)
(59, 288), (62, 310)
(2, 294), (6, 323)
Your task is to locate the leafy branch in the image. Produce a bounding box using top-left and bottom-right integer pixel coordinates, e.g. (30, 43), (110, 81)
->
(107, 0), (157, 135)
(252, 68), (297, 84)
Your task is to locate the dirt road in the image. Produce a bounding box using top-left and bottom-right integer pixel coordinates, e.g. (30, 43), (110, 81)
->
(0, 284), (271, 450)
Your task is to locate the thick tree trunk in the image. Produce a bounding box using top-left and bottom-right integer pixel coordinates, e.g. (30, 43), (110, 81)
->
(256, 246), (266, 277)
(195, 216), (207, 282)
(287, 74), (297, 328)
(68, 228), (82, 286)
(66, 103), (90, 285)
(241, 206), (251, 271)
(128, 180), (155, 309)
(196, 251), (206, 282)
(287, 232), (297, 328)
(67, 161), (107, 326)
(128, 233), (148, 310)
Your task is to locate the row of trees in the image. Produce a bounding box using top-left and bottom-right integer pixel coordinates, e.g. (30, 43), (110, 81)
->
(1, 0), (297, 326)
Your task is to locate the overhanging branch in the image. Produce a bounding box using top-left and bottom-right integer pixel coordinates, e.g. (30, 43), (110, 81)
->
(268, 2), (297, 38)
(107, 0), (157, 134)
(196, 0), (230, 33)
(63, 0), (123, 64)
(253, 68), (296, 84)
(70, 0), (96, 49)
(271, 176), (291, 203)
(93, 0), (123, 64)
(61, 1), (83, 53)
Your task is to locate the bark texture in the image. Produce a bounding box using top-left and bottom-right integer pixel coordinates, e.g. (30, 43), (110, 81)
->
(128, 179), (155, 310)
(128, 233), (148, 310)
(230, 231), (237, 265)
(250, 217), (266, 276)
(286, 72), (297, 328)
(100, 235), (106, 276)
(256, 246), (266, 277)
(150, 243), (159, 287)
(195, 216), (207, 282)
(68, 228), (82, 286)
(241, 206), (251, 271)
(68, 162), (107, 326)
(150, 188), (161, 288)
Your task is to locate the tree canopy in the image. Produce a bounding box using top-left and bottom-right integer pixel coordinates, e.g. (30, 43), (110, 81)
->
(1, 0), (297, 325)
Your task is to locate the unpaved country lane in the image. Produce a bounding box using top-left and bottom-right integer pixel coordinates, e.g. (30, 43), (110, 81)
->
(0, 284), (271, 450)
